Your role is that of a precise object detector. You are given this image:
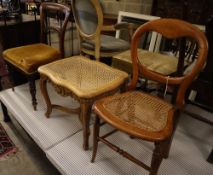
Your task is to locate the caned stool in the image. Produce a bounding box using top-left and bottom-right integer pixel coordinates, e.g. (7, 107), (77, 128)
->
(38, 56), (128, 150)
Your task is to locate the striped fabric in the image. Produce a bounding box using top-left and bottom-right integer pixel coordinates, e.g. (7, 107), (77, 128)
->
(0, 82), (212, 174)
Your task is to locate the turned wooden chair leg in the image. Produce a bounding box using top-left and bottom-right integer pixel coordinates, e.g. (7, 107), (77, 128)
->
(28, 75), (37, 110)
(80, 102), (92, 150)
(150, 142), (164, 175)
(91, 115), (100, 162)
(40, 76), (52, 118)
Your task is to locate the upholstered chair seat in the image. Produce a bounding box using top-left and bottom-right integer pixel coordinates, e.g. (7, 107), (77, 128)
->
(3, 43), (60, 74)
(38, 55), (128, 150)
(112, 49), (179, 76)
(82, 34), (130, 53)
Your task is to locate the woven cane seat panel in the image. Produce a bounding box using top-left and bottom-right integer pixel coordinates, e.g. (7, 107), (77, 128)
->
(112, 49), (178, 75)
(3, 43), (60, 74)
(38, 56), (128, 98)
(102, 91), (173, 132)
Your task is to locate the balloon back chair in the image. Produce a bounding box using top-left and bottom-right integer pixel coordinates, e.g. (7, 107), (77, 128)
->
(91, 19), (208, 175)
(111, 18), (205, 92)
(3, 2), (71, 110)
(71, 0), (131, 62)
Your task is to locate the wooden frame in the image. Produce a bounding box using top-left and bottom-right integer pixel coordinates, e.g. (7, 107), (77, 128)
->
(3, 2), (71, 110)
(38, 56), (129, 150)
(92, 19), (208, 175)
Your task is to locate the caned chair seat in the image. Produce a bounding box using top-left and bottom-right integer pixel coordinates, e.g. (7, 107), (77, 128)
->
(96, 91), (173, 137)
(112, 49), (178, 75)
(3, 43), (60, 74)
(38, 55), (128, 150)
(38, 56), (128, 99)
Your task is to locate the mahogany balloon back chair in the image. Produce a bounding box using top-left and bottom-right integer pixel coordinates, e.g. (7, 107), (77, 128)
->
(91, 19), (208, 175)
(3, 2), (71, 110)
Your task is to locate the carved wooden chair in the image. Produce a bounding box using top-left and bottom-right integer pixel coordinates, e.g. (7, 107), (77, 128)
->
(91, 19), (208, 175)
(38, 56), (128, 150)
(71, 0), (131, 61)
(3, 2), (71, 110)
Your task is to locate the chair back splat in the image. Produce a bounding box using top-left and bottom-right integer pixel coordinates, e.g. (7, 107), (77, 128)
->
(91, 19), (208, 175)
(40, 2), (71, 58)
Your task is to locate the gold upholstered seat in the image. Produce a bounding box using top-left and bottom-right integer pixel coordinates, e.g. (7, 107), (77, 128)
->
(91, 19), (208, 175)
(4, 43), (59, 74)
(3, 2), (71, 110)
(38, 55), (128, 150)
(112, 49), (178, 76)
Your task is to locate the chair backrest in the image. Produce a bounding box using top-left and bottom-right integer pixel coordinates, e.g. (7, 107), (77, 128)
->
(40, 2), (71, 58)
(129, 19), (208, 109)
(71, 0), (103, 60)
(71, 0), (103, 39)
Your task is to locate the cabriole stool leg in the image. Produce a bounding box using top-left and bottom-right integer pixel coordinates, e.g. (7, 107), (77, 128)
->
(40, 75), (52, 118)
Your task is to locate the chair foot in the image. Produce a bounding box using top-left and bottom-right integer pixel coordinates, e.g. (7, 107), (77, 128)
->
(83, 143), (89, 151)
(45, 111), (51, 118)
(33, 103), (37, 111)
(91, 116), (100, 162)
